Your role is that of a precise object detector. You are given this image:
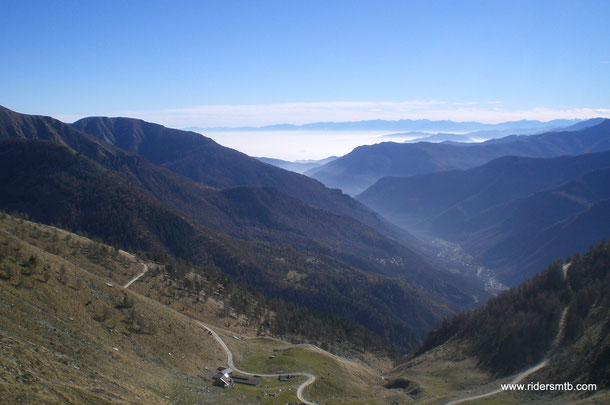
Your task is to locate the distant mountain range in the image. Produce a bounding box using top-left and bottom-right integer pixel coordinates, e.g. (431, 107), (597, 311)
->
(403, 133), (474, 143)
(187, 118), (582, 133)
(383, 122), (598, 144)
(308, 118), (610, 196)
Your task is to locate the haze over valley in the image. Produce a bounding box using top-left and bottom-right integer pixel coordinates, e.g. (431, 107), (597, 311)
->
(193, 118), (586, 162)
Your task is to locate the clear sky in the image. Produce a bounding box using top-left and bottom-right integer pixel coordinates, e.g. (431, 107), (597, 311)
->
(1, 0), (609, 127)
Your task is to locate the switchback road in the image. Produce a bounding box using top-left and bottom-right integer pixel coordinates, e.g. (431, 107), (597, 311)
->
(121, 260), (317, 404)
(196, 320), (317, 405)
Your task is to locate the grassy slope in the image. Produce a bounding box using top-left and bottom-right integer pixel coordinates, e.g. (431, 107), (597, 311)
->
(389, 341), (610, 404)
(0, 217), (230, 404)
(3, 210), (606, 404)
(0, 214), (413, 404)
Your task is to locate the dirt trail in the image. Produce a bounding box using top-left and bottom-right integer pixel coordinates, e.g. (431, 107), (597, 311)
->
(196, 320), (317, 405)
(122, 263), (148, 289)
(120, 261), (317, 404)
(445, 262), (572, 405)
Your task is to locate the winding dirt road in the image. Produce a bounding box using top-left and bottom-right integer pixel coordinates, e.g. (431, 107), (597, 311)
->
(120, 260), (317, 404)
(445, 358), (550, 405)
(195, 320), (317, 405)
(445, 263), (571, 405)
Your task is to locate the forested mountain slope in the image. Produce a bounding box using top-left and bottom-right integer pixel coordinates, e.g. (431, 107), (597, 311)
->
(71, 115), (407, 240)
(358, 152), (610, 284)
(0, 106), (485, 309)
(415, 241), (609, 388)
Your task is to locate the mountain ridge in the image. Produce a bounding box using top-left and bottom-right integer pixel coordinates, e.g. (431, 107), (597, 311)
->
(70, 114), (413, 243)
(309, 119), (610, 195)
(0, 106), (430, 274)
(189, 118), (583, 132)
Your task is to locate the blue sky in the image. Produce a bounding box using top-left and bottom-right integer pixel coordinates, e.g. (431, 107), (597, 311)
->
(1, 0), (609, 127)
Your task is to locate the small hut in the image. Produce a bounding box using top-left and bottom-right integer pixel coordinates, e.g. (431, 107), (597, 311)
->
(214, 367), (234, 388)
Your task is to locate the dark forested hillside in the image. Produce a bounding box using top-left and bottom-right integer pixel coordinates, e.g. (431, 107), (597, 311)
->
(71, 115), (407, 240)
(0, 123), (457, 351)
(0, 105), (484, 308)
(310, 120), (610, 195)
(0, 139), (224, 264)
(417, 241), (609, 388)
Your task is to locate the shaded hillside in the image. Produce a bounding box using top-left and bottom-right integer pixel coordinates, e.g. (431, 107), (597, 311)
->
(358, 152), (610, 284)
(492, 196), (610, 283)
(192, 185), (474, 296)
(0, 139), (223, 264)
(310, 119), (610, 195)
(417, 241), (609, 388)
(0, 138), (447, 350)
(0, 106), (403, 267)
(71, 115), (405, 240)
(424, 168), (610, 284)
(0, 105), (482, 309)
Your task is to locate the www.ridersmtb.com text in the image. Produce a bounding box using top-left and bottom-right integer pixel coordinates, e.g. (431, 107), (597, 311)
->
(501, 382), (597, 391)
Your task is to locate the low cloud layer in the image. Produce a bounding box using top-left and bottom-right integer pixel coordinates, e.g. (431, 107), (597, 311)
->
(57, 101), (610, 129)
